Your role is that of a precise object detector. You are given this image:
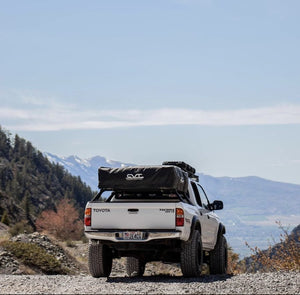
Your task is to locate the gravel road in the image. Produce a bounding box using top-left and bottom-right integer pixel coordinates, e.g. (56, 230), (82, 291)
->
(0, 271), (299, 294)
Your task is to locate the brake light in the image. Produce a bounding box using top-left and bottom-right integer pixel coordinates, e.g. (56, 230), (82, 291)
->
(176, 208), (184, 226)
(84, 208), (91, 226)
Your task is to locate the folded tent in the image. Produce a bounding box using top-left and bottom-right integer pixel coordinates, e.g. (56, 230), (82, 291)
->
(98, 165), (189, 193)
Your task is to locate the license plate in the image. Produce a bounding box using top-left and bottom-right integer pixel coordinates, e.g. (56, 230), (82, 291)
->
(120, 231), (144, 240)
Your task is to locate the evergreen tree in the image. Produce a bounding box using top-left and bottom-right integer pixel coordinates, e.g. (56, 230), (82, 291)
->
(0, 126), (11, 159)
(0, 127), (95, 226)
(22, 191), (36, 231)
(1, 210), (10, 225)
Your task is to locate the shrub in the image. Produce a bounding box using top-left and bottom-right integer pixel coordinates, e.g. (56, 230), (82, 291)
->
(1, 240), (67, 274)
(246, 222), (300, 272)
(81, 235), (88, 244)
(1, 210), (10, 225)
(66, 239), (76, 248)
(9, 221), (34, 236)
(36, 198), (83, 240)
(227, 245), (246, 274)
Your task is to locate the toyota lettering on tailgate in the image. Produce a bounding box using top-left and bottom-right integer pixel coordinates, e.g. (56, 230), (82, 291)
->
(93, 209), (110, 213)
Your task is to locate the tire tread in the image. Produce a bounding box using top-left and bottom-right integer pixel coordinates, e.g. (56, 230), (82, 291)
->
(180, 230), (203, 277)
(88, 241), (112, 277)
(209, 235), (228, 275)
(126, 257), (145, 277)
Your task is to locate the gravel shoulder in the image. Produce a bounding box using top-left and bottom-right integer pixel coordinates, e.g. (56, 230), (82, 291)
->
(0, 271), (299, 294)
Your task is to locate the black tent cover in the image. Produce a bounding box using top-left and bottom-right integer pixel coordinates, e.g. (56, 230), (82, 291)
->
(98, 165), (188, 193)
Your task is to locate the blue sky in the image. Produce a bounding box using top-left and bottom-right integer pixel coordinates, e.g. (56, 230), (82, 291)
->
(1, 0), (300, 184)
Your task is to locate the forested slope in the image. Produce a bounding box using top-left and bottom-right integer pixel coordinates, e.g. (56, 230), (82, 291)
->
(0, 126), (94, 227)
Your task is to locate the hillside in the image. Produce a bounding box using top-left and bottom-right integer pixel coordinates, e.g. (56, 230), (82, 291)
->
(45, 153), (300, 257)
(0, 126), (95, 227)
(198, 174), (300, 256)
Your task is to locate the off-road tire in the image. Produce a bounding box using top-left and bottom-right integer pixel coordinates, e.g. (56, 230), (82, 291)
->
(180, 230), (203, 277)
(209, 234), (228, 275)
(88, 240), (112, 278)
(126, 257), (146, 277)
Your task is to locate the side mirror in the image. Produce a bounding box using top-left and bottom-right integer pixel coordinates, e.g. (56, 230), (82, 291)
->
(209, 200), (223, 211)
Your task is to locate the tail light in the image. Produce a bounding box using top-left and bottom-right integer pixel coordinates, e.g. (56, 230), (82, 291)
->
(84, 208), (91, 226)
(176, 208), (184, 226)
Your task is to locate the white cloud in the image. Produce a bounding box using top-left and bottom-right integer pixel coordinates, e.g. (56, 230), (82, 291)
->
(2, 102), (300, 131)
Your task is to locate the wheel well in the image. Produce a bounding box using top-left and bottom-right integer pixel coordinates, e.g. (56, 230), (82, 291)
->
(187, 217), (202, 242)
(218, 223), (226, 237)
(192, 216), (201, 234)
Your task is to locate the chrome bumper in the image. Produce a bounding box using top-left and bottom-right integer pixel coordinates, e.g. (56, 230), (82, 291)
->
(85, 230), (181, 242)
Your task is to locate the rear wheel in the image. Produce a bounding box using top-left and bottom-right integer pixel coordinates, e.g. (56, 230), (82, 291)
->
(88, 240), (112, 278)
(180, 230), (203, 277)
(209, 235), (228, 275)
(126, 257), (146, 277)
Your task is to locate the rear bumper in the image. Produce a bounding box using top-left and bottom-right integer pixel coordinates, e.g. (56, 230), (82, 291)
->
(85, 230), (181, 242)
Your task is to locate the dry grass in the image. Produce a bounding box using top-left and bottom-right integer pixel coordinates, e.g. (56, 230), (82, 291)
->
(227, 245), (246, 274)
(246, 222), (300, 272)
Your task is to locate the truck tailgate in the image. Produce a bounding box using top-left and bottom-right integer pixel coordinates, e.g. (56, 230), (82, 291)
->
(90, 203), (177, 230)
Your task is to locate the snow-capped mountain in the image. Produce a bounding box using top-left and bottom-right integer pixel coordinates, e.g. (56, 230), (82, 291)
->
(45, 152), (300, 257)
(45, 153), (133, 190)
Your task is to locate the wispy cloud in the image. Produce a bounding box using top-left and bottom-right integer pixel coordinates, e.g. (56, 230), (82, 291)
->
(2, 101), (300, 131)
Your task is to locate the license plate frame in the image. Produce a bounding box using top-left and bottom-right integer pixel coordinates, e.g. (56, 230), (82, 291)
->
(120, 231), (144, 240)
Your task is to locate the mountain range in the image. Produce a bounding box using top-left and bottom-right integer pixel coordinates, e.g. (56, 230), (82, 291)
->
(45, 152), (300, 257)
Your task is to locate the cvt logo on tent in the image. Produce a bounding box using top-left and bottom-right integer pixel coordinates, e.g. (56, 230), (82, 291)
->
(126, 174), (144, 181)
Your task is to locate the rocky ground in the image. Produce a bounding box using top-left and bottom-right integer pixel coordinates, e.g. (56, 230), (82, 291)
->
(0, 229), (299, 294)
(0, 229), (182, 277)
(0, 271), (299, 294)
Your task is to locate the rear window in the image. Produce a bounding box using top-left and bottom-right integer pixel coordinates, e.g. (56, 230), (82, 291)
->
(94, 190), (189, 203)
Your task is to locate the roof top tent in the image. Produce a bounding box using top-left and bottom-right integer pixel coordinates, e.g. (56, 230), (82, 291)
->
(98, 165), (189, 193)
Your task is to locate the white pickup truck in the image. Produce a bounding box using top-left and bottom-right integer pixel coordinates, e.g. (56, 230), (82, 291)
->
(84, 161), (227, 277)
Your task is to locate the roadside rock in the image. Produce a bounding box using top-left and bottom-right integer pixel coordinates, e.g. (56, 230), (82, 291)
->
(3, 232), (85, 274)
(0, 251), (20, 274)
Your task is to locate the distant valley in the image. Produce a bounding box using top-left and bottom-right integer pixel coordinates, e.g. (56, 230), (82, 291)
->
(45, 153), (300, 257)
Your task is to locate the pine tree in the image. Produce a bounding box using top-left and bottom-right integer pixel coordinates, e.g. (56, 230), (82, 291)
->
(22, 191), (36, 231)
(0, 126), (11, 159)
(1, 210), (10, 225)
(0, 127), (94, 226)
